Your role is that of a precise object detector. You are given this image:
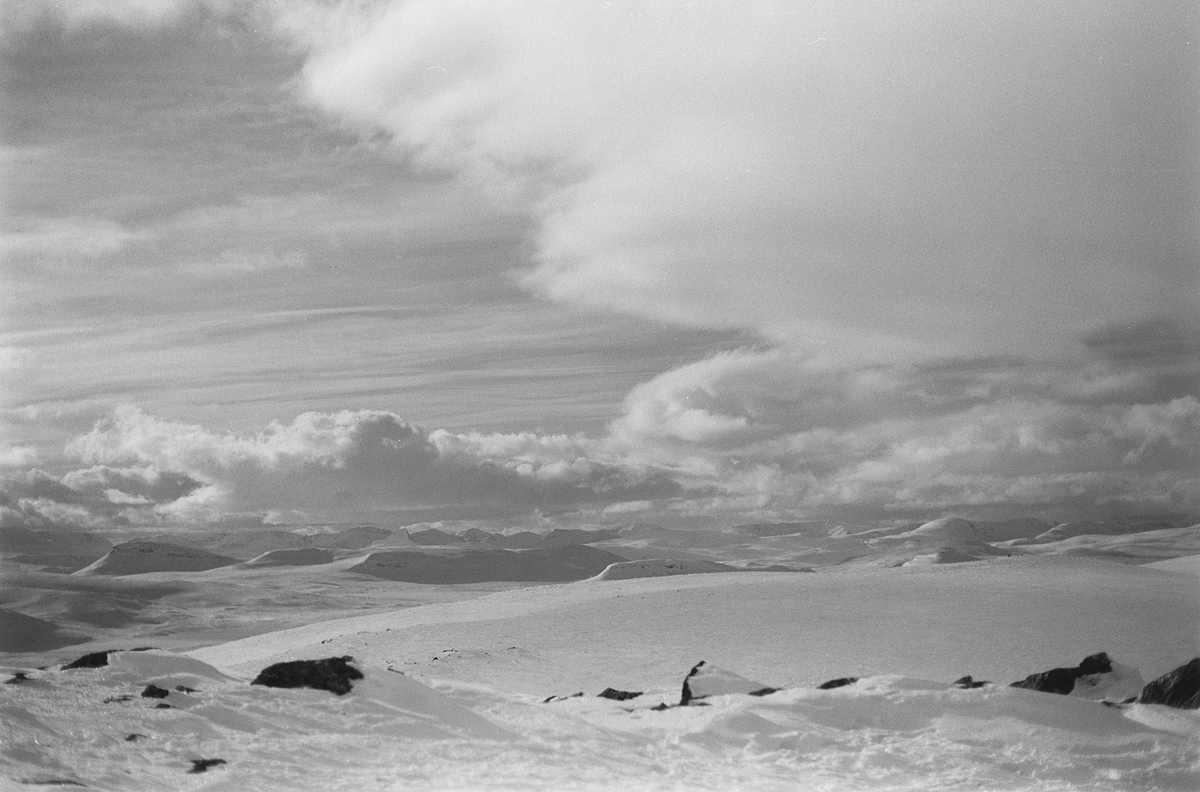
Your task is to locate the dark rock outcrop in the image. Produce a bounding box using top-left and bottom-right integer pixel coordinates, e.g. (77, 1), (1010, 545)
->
(597, 687), (642, 701)
(63, 650), (116, 669)
(953, 676), (990, 689)
(542, 692), (584, 703)
(1136, 658), (1200, 709)
(62, 647), (156, 670)
(818, 677), (858, 690)
(188, 759), (226, 774)
(1011, 652), (1112, 695)
(250, 656), (363, 696)
(141, 684), (170, 699)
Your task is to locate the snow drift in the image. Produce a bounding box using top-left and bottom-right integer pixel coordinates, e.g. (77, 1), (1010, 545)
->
(4, 648), (1198, 791)
(588, 558), (736, 580)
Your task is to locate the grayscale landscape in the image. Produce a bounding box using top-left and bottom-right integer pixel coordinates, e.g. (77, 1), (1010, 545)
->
(2, 1), (1197, 790)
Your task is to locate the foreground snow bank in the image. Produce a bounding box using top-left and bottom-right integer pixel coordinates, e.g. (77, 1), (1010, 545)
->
(3, 650), (1198, 792)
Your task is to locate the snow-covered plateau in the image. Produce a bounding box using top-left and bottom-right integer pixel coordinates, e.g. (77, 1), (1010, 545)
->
(2, 518), (1198, 790)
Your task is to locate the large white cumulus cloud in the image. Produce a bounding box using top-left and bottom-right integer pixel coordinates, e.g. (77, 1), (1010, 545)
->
(46, 407), (680, 523)
(299, 0), (1197, 356)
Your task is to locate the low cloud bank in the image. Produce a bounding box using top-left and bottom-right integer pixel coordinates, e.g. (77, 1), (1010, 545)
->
(1, 407), (680, 528)
(3, 353), (1196, 529)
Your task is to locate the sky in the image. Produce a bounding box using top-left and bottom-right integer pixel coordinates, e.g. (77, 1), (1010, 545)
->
(1, 0), (1197, 532)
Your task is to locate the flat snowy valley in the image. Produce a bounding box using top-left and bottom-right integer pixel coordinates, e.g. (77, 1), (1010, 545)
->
(2, 517), (1198, 791)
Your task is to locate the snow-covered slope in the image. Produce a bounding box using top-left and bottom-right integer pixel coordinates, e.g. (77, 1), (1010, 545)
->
(5, 637), (1198, 790)
(243, 548), (337, 567)
(999, 526), (1200, 563)
(74, 541), (241, 576)
(348, 545), (626, 583)
(588, 558), (737, 580)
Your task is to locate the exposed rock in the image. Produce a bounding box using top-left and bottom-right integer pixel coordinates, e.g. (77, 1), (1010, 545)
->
(542, 692), (584, 703)
(154, 702), (172, 709)
(175, 685), (197, 693)
(141, 684), (170, 699)
(953, 676), (990, 689)
(680, 661), (776, 705)
(1136, 658), (1200, 709)
(1070, 658), (1144, 701)
(597, 687), (642, 701)
(188, 759), (226, 774)
(63, 647), (156, 670)
(63, 650), (116, 670)
(747, 686), (781, 697)
(1011, 652), (1115, 695)
(5, 672), (31, 684)
(125, 734), (148, 742)
(250, 656), (364, 696)
(818, 677), (858, 690)
(104, 695), (134, 703)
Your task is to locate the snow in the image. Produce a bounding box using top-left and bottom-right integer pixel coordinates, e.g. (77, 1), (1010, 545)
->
(589, 558), (736, 580)
(75, 541), (241, 576)
(3, 534), (1199, 790)
(4, 651), (1198, 791)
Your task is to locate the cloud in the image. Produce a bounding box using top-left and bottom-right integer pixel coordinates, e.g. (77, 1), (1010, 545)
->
(1, 0), (242, 33)
(297, 0), (1198, 358)
(180, 249), (310, 277)
(57, 406), (680, 523)
(603, 346), (1200, 518)
(0, 464), (203, 529)
(0, 218), (148, 261)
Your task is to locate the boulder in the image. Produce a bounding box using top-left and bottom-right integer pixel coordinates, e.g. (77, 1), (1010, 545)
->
(953, 676), (990, 689)
(63, 650), (117, 670)
(597, 688), (642, 701)
(1010, 652), (1142, 700)
(1136, 658), (1200, 709)
(188, 759), (226, 774)
(680, 661), (778, 705)
(817, 677), (858, 690)
(250, 656), (364, 696)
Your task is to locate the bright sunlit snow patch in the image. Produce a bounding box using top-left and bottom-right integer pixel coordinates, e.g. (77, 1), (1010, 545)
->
(3, 655), (1197, 792)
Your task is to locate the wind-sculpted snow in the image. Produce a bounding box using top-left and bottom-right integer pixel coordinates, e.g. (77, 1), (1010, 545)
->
(3, 553), (1198, 788)
(348, 545), (626, 583)
(3, 650), (1198, 791)
(588, 558), (737, 580)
